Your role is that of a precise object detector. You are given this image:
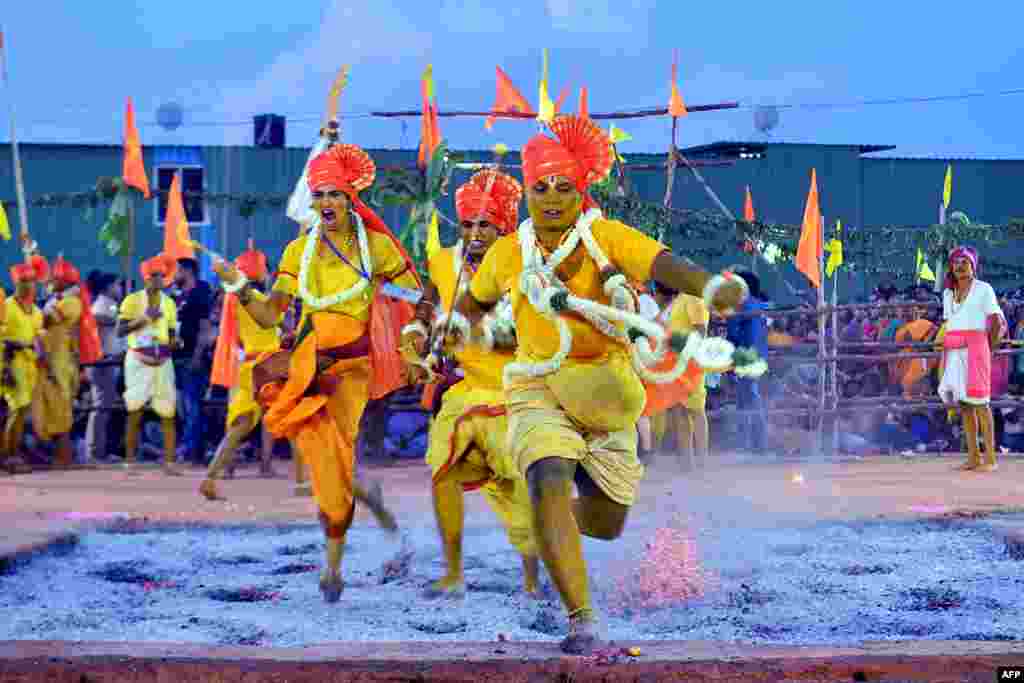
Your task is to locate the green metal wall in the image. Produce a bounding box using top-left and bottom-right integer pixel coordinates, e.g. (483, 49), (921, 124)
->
(3, 142), (1022, 298)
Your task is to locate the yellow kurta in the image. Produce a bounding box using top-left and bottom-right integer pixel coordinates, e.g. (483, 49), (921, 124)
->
(267, 228), (418, 528)
(1, 297), (43, 411)
(226, 290), (282, 427)
(32, 293), (82, 440)
(470, 217), (666, 505)
(118, 291), (178, 418)
(424, 246), (533, 556)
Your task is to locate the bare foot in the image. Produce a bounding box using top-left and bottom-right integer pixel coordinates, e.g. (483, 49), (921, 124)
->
(319, 571), (344, 604)
(975, 463), (998, 473)
(161, 463), (185, 477)
(422, 576), (466, 599)
(199, 479), (223, 501)
(955, 462), (978, 471)
(561, 612), (602, 655)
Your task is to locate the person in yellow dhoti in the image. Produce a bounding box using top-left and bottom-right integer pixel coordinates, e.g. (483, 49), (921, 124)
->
(401, 169), (539, 598)
(1, 259), (47, 474)
(117, 254), (182, 476)
(200, 245), (283, 501)
(214, 141), (421, 603)
(32, 256), (103, 469)
(447, 114), (748, 653)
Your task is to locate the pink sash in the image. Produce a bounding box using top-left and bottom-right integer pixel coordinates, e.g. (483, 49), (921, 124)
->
(944, 330), (990, 399)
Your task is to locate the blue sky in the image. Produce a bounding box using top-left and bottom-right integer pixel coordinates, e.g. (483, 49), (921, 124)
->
(2, 0), (1023, 158)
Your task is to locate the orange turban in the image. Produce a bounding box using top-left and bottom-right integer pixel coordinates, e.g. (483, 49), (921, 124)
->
(522, 115), (613, 192)
(140, 254), (172, 279)
(52, 255), (80, 285)
(236, 247), (268, 281)
(10, 263), (36, 283)
(50, 256), (101, 363)
(30, 255), (50, 282)
(455, 169), (523, 235)
(307, 144), (376, 196)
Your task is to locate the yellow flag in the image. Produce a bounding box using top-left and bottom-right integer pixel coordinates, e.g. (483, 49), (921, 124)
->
(942, 164), (952, 209)
(425, 209), (442, 262)
(0, 201), (10, 241)
(916, 248), (936, 282)
(608, 124), (632, 144)
(536, 49), (555, 123)
(825, 218), (843, 277)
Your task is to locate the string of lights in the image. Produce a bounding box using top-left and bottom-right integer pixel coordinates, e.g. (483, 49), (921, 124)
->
(10, 85), (1024, 130)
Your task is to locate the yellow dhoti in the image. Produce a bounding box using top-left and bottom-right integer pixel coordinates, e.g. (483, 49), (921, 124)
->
(226, 356), (266, 427)
(3, 350), (38, 412)
(505, 350), (645, 506)
(261, 313), (368, 535)
(426, 386), (535, 557)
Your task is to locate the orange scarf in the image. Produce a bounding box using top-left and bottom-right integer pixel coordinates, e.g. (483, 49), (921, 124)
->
(211, 293), (241, 388)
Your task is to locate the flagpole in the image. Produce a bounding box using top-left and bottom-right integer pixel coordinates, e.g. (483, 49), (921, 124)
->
(0, 26), (31, 243)
(817, 214), (827, 457)
(830, 224), (840, 457)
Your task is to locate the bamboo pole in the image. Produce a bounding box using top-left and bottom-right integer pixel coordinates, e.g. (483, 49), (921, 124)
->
(660, 117), (678, 243)
(370, 101), (740, 120)
(830, 245), (840, 455)
(816, 214), (827, 454)
(0, 27), (31, 244)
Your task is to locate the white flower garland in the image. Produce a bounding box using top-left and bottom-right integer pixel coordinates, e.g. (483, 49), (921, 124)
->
(221, 273), (249, 294)
(505, 209), (697, 385)
(297, 211), (373, 310)
(432, 311), (471, 353)
(702, 272), (749, 316)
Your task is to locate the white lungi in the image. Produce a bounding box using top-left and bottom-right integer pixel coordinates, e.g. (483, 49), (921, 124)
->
(123, 352), (177, 418)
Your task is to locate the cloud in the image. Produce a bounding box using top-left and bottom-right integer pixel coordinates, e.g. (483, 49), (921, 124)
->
(543, 0), (653, 33)
(207, 0), (434, 144)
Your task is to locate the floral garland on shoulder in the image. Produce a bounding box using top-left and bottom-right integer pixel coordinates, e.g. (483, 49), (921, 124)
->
(505, 208), (766, 386)
(297, 210), (373, 310)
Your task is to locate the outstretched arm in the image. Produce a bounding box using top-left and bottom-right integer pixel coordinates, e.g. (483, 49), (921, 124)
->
(238, 287), (291, 329)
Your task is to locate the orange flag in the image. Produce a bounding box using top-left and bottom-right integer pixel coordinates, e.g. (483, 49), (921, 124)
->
(795, 169), (822, 288)
(743, 185), (755, 222)
(163, 172), (195, 270)
(668, 50), (688, 118)
(122, 98), (151, 198)
(553, 84), (571, 114)
(578, 86), (589, 118)
(417, 64), (442, 168)
(485, 66), (534, 130)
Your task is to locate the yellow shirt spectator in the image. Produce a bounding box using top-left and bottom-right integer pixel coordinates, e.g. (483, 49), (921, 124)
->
(118, 291), (177, 349)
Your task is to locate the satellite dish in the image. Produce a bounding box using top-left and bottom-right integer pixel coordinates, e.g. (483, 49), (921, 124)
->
(156, 102), (185, 131)
(753, 105), (779, 135)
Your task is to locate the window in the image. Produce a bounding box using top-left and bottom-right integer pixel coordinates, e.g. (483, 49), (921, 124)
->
(155, 166), (207, 225)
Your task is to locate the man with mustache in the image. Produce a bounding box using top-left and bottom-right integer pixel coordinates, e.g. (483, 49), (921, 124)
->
(401, 169), (538, 599)
(445, 114), (747, 653)
(215, 140), (420, 603)
(117, 254), (182, 475)
(937, 246), (1006, 472)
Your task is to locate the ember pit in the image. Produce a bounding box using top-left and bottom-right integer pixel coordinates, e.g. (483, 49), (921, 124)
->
(1, 515), (1022, 646)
